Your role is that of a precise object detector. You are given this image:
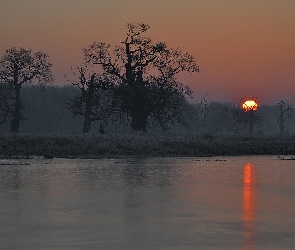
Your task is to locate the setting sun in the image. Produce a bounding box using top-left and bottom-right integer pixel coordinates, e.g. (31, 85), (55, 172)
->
(242, 100), (258, 111)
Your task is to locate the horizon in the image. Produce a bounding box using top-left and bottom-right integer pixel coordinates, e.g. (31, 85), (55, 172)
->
(1, 0), (295, 105)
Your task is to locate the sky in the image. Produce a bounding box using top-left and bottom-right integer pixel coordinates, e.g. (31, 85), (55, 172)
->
(0, 0), (295, 105)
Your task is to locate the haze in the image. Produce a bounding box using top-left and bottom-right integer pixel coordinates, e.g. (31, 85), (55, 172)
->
(1, 0), (294, 104)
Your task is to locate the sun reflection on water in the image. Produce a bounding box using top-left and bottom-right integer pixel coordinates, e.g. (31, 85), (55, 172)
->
(243, 163), (257, 250)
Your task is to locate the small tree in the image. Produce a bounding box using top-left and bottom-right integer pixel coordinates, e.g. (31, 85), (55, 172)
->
(195, 95), (213, 134)
(241, 97), (262, 136)
(228, 105), (248, 134)
(276, 100), (294, 136)
(83, 23), (199, 132)
(67, 66), (114, 133)
(0, 47), (53, 132)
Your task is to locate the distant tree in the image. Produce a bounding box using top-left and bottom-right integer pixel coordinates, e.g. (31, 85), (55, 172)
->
(276, 100), (294, 136)
(206, 102), (235, 135)
(241, 97), (262, 136)
(66, 66), (115, 133)
(83, 23), (199, 132)
(212, 101), (264, 136)
(195, 95), (213, 134)
(227, 105), (248, 134)
(0, 47), (53, 132)
(194, 100), (244, 135)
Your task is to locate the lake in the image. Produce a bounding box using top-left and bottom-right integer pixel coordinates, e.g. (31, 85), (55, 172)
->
(0, 156), (295, 249)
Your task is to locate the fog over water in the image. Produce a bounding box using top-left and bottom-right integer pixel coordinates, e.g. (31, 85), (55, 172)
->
(0, 156), (295, 249)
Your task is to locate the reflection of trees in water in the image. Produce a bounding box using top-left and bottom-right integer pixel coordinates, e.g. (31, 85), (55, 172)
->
(121, 160), (174, 245)
(74, 159), (174, 194)
(122, 160), (173, 187)
(75, 161), (123, 192)
(243, 163), (257, 250)
(0, 166), (23, 199)
(123, 162), (148, 187)
(122, 160), (174, 208)
(0, 164), (63, 198)
(0, 163), (52, 230)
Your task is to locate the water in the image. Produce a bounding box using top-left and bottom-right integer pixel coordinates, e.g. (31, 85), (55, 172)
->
(0, 156), (295, 249)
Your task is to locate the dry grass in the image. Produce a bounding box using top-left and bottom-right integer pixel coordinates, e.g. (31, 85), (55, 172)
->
(0, 133), (294, 159)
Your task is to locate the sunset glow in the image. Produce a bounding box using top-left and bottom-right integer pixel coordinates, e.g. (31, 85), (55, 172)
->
(1, 0), (295, 104)
(242, 100), (258, 112)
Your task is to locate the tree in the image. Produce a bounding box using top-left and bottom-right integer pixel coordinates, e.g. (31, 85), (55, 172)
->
(66, 66), (114, 133)
(83, 23), (199, 132)
(0, 47), (53, 132)
(227, 105), (248, 134)
(195, 95), (213, 134)
(276, 100), (294, 136)
(241, 97), (261, 136)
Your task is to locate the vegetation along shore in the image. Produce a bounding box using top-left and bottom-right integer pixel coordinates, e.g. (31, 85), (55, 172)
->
(0, 134), (295, 159)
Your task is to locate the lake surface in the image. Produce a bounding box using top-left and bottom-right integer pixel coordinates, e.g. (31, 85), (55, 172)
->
(0, 156), (295, 249)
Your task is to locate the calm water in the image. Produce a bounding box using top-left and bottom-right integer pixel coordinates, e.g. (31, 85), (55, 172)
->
(0, 156), (295, 249)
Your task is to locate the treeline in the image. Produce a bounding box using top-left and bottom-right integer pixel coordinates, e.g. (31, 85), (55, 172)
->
(0, 84), (294, 135)
(1, 23), (294, 136)
(0, 23), (199, 133)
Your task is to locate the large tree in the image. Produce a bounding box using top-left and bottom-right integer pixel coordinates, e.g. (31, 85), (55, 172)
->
(0, 47), (53, 132)
(83, 23), (199, 132)
(67, 66), (114, 133)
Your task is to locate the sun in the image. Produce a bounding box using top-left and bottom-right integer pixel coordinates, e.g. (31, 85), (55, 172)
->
(242, 100), (258, 111)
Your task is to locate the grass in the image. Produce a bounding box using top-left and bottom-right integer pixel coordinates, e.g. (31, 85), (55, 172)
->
(0, 133), (295, 159)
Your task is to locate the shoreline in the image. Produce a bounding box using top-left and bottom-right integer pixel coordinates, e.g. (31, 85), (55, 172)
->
(1, 134), (295, 159)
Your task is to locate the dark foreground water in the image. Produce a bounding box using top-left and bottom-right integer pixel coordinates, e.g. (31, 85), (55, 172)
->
(0, 156), (295, 250)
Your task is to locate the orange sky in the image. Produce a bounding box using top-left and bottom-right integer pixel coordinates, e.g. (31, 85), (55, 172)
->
(1, 0), (295, 104)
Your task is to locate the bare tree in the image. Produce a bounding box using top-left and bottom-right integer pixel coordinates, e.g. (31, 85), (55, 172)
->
(195, 95), (214, 134)
(227, 105), (248, 134)
(83, 23), (199, 132)
(241, 97), (261, 136)
(0, 47), (53, 132)
(276, 100), (294, 136)
(66, 66), (115, 133)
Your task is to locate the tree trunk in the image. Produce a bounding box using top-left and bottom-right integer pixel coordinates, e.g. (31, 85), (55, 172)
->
(83, 116), (92, 133)
(83, 97), (92, 133)
(131, 110), (148, 132)
(202, 113), (207, 135)
(130, 98), (148, 131)
(279, 106), (285, 136)
(279, 118), (285, 136)
(124, 42), (149, 132)
(130, 71), (148, 132)
(249, 110), (254, 136)
(10, 85), (21, 133)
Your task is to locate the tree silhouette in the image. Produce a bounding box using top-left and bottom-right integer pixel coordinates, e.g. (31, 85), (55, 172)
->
(241, 97), (260, 136)
(276, 100), (294, 136)
(66, 66), (114, 133)
(0, 47), (53, 132)
(195, 95), (213, 134)
(83, 23), (199, 132)
(228, 105), (248, 134)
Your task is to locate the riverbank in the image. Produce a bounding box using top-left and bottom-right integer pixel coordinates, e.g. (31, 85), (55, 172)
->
(0, 134), (294, 159)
